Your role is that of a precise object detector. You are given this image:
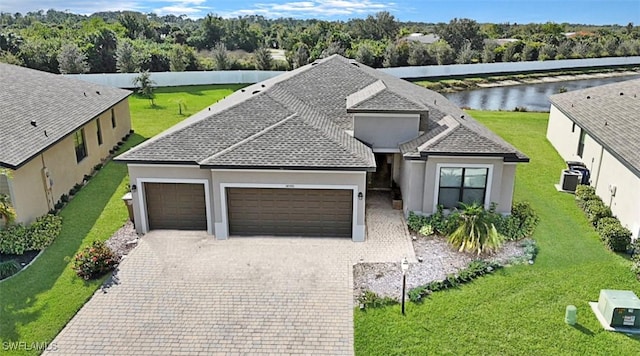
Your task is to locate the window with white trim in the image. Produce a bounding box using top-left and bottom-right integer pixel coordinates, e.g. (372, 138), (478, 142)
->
(438, 167), (489, 209)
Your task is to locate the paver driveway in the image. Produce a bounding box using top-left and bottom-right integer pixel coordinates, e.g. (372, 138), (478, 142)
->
(47, 193), (415, 355)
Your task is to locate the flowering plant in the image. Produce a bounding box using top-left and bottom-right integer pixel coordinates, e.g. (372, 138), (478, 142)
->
(72, 241), (119, 280)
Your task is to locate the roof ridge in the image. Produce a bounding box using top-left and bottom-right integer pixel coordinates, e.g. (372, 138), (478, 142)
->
(199, 113), (297, 164)
(346, 80), (386, 108)
(417, 115), (460, 151)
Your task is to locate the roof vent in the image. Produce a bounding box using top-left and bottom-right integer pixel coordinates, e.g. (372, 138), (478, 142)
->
(620, 92), (624, 96)
(252, 90), (260, 95)
(460, 115), (465, 119)
(604, 121), (608, 126)
(261, 84), (266, 88)
(44, 130), (48, 137)
(30, 120), (37, 127)
(208, 107), (211, 111)
(83, 92), (87, 97)
(241, 89), (245, 92)
(96, 91), (101, 95)
(586, 95), (591, 99)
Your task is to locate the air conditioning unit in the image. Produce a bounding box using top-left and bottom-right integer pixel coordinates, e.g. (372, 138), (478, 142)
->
(597, 290), (640, 328)
(559, 169), (581, 192)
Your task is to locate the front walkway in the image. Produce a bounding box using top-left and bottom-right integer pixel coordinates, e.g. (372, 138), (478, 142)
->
(46, 193), (414, 355)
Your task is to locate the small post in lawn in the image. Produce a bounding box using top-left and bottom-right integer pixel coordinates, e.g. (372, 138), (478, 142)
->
(401, 257), (409, 316)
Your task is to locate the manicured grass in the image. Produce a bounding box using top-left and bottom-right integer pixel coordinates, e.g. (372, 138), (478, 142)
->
(355, 110), (640, 355)
(0, 84), (240, 356)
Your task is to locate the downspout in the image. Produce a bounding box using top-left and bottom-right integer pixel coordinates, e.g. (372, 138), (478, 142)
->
(40, 154), (54, 211)
(593, 146), (604, 189)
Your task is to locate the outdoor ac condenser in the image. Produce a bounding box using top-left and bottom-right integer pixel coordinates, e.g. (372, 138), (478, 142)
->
(559, 169), (581, 192)
(597, 290), (640, 328)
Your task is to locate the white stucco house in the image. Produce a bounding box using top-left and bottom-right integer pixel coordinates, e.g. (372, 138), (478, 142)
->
(116, 55), (528, 241)
(547, 78), (640, 238)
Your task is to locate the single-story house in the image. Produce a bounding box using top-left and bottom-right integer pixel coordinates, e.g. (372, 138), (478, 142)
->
(116, 55), (528, 241)
(404, 33), (441, 45)
(547, 78), (640, 238)
(0, 63), (132, 224)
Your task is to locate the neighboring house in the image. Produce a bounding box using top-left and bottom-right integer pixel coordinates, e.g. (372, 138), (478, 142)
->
(0, 63), (132, 224)
(547, 79), (640, 239)
(116, 55), (528, 241)
(485, 38), (520, 46)
(403, 33), (441, 44)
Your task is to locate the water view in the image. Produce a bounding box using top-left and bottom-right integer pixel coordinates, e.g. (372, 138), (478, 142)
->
(443, 74), (640, 112)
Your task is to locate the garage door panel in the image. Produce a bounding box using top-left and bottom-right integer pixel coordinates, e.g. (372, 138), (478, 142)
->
(145, 183), (207, 230)
(227, 188), (352, 237)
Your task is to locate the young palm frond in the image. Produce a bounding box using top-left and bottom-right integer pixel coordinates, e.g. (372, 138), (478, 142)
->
(448, 203), (504, 255)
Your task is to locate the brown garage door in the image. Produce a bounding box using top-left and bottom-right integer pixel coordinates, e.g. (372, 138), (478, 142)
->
(226, 188), (353, 237)
(145, 183), (207, 230)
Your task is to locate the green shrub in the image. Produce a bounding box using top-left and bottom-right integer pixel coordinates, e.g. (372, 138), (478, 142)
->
(0, 224), (30, 254)
(28, 214), (62, 251)
(419, 224), (434, 236)
(448, 203), (504, 255)
(498, 201), (540, 240)
(596, 217), (620, 237)
(408, 260), (503, 302)
(0, 214), (62, 254)
(598, 221), (632, 252)
(575, 184), (597, 201)
(0, 260), (20, 279)
(357, 290), (398, 309)
(72, 241), (119, 280)
(582, 199), (612, 225)
(407, 212), (428, 232)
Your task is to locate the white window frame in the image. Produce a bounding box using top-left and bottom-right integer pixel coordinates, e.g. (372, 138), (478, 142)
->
(136, 178), (213, 235)
(218, 183), (360, 240)
(433, 163), (494, 212)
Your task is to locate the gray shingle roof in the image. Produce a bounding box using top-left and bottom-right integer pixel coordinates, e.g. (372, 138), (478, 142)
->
(118, 54), (528, 169)
(0, 63), (131, 169)
(549, 79), (640, 176)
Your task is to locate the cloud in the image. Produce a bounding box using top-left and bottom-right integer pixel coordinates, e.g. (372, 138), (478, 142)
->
(221, 0), (396, 19)
(153, 0), (211, 16)
(0, 0), (144, 15)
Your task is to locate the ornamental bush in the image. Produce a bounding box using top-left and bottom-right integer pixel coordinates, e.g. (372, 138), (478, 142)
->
(497, 201), (540, 241)
(575, 184), (597, 201)
(72, 241), (119, 280)
(599, 221), (632, 252)
(582, 199), (612, 225)
(0, 214), (62, 254)
(0, 260), (20, 279)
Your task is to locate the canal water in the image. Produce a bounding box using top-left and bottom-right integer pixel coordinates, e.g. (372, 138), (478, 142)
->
(443, 74), (640, 112)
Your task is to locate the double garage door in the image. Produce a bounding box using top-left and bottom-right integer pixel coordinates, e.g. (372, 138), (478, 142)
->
(144, 183), (353, 237)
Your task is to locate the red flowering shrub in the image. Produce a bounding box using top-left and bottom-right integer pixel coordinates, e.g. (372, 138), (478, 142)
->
(72, 241), (119, 280)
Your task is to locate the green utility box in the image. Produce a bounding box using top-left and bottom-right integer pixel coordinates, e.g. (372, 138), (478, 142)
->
(597, 290), (640, 328)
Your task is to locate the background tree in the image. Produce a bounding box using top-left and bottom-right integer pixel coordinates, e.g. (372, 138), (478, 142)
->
(211, 42), (230, 70)
(455, 41), (476, 64)
(383, 42), (399, 67)
(407, 42), (430, 66)
(57, 43), (90, 74)
(169, 44), (188, 71)
(290, 42), (309, 68)
(132, 70), (156, 105)
(481, 42), (497, 63)
(253, 47), (273, 70)
(428, 40), (455, 65)
(116, 40), (138, 72)
(437, 18), (485, 52)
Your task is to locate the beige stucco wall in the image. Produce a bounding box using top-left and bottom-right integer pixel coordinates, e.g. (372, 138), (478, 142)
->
(353, 113), (419, 150)
(594, 150), (640, 239)
(127, 165), (367, 241)
(547, 104), (640, 238)
(10, 99), (131, 223)
(127, 164), (213, 235)
(399, 156), (515, 216)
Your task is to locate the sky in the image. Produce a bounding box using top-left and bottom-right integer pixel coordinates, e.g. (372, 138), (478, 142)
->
(0, 0), (638, 25)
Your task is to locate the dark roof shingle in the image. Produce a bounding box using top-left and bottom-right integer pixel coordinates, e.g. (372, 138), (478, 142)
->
(0, 63), (131, 169)
(549, 79), (640, 175)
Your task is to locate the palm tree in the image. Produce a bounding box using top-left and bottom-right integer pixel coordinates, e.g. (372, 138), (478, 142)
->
(448, 203), (503, 255)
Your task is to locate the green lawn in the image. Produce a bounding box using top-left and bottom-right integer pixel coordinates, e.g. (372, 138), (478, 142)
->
(355, 110), (640, 355)
(0, 84), (241, 356)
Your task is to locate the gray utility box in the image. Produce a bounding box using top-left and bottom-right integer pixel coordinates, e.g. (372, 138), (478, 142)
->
(597, 289), (640, 328)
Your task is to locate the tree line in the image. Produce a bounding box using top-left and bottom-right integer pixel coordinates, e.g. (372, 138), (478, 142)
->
(0, 9), (638, 74)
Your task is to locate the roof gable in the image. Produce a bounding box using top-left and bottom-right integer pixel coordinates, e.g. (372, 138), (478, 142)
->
(0, 63), (131, 169)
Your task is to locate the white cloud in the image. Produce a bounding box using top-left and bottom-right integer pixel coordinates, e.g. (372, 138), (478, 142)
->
(221, 0), (396, 19)
(0, 1), (144, 15)
(153, 0), (211, 16)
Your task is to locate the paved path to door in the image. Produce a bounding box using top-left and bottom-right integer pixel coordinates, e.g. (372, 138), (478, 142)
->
(47, 193), (414, 355)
